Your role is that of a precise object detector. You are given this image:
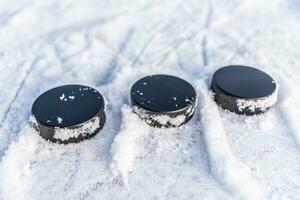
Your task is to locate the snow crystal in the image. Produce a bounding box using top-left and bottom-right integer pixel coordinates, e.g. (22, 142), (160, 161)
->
(59, 93), (65, 101)
(56, 117), (63, 124)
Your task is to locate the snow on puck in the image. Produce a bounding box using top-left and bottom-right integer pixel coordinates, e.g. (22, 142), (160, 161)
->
(31, 85), (106, 144)
(130, 74), (197, 128)
(211, 65), (278, 115)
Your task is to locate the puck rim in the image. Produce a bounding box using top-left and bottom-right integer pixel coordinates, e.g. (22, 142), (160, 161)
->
(211, 66), (278, 115)
(130, 74), (197, 127)
(32, 84), (105, 128)
(31, 84), (106, 143)
(212, 65), (276, 99)
(130, 74), (197, 114)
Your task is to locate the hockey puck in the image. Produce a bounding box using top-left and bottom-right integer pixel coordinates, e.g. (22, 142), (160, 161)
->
(130, 74), (197, 128)
(211, 65), (278, 115)
(31, 85), (106, 144)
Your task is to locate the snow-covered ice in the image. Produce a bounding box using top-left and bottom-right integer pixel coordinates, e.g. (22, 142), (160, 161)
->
(197, 80), (264, 199)
(1, 0), (300, 199)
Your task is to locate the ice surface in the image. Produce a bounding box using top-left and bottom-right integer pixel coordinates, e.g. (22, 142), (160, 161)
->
(0, 0), (300, 199)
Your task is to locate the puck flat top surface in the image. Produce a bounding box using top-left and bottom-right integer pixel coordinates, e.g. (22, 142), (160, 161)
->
(213, 65), (276, 99)
(131, 74), (196, 113)
(32, 85), (104, 128)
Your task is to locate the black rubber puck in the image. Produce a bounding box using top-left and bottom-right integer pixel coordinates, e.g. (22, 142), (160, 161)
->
(130, 74), (197, 128)
(211, 65), (278, 115)
(31, 85), (106, 144)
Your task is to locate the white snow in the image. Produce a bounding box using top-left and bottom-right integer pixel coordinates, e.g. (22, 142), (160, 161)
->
(197, 80), (264, 199)
(132, 105), (194, 127)
(236, 84), (278, 113)
(0, 0), (300, 199)
(278, 80), (300, 148)
(53, 116), (100, 141)
(110, 106), (150, 187)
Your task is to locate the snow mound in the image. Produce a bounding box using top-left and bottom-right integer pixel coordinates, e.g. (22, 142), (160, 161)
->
(110, 105), (150, 187)
(197, 80), (264, 200)
(279, 80), (300, 148)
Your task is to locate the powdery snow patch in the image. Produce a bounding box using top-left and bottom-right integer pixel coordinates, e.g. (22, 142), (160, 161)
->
(0, 122), (116, 200)
(0, 127), (7, 158)
(53, 116), (101, 141)
(110, 105), (150, 188)
(278, 80), (300, 148)
(0, 125), (42, 200)
(236, 84), (279, 113)
(0, 0), (300, 199)
(132, 106), (194, 127)
(196, 80), (264, 200)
